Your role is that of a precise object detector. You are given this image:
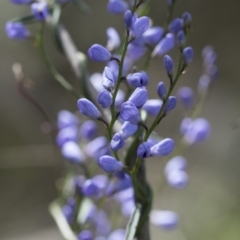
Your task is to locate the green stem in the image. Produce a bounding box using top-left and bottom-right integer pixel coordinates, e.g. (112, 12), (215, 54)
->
(36, 24), (79, 99)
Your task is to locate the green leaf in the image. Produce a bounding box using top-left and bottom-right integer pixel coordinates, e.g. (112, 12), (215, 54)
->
(51, 4), (64, 53)
(124, 204), (142, 240)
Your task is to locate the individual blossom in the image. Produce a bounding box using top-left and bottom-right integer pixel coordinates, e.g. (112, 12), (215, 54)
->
(198, 74), (211, 93)
(5, 22), (30, 40)
(142, 99), (163, 117)
(126, 71), (149, 87)
(163, 55), (174, 77)
(77, 230), (93, 240)
(120, 101), (140, 124)
(57, 110), (79, 129)
(152, 33), (175, 57)
(177, 86), (194, 108)
(137, 142), (151, 158)
(107, 0), (128, 14)
(31, 1), (49, 21)
(182, 12), (192, 26)
(62, 204), (74, 223)
(126, 44), (147, 62)
(61, 141), (85, 164)
(111, 133), (125, 151)
(177, 31), (185, 47)
(150, 210), (179, 230)
(86, 136), (108, 159)
(142, 26), (164, 45)
(77, 98), (102, 119)
(164, 156), (187, 176)
(119, 121), (138, 139)
(113, 187), (134, 204)
(98, 90), (112, 108)
(182, 47), (194, 65)
(79, 120), (97, 140)
(95, 210), (112, 236)
(88, 44), (111, 62)
(129, 16), (150, 39)
(128, 87), (148, 108)
(121, 199), (136, 218)
(150, 138), (174, 156)
(82, 179), (100, 197)
(106, 27), (121, 51)
(157, 82), (167, 99)
(166, 170), (189, 189)
(75, 175), (86, 194)
(164, 96), (177, 114)
(147, 136), (159, 148)
(180, 117), (192, 135)
(91, 175), (109, 190)
(108, 229), (126, 240)
(90, 73), (105, 92)
(98, 155), (123, 173)
(56, 126), (78, 147)
(168, 18), (183, 34)
(102, 66), (116, 90)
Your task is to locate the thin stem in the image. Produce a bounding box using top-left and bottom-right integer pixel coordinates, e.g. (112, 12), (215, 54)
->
(36, 24), (79, 99)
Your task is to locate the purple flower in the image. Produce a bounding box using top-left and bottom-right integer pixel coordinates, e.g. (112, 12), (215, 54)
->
(177, 31), (185, 47)
(152, 33), (175, 57)
(177, 86), (194, 108)
(124, 10), (133, 29)
(164, 156), (187, 176)
(164, 96), (177, 114)
(86, 136), (108, 159)
(126, 71), (149, 87)
(107, 0), (128, 14)
(5, 22), (30, 40)
(77, 98), (102, 119)
(56, 126), (78, 147)
(198, 74), (211, 93)
(168, 18), (183, 33)
(142, 26), (164, 45)
(180, 117), (192, 135)
(31, 2), (49, 21)
(157, 82), (167, 99)
(111, 133), (125, 151)
(113, 187), (134, 203)
(92, 175), (109, 190)
(163, 55), (174, 76)
(11, 0), (32, 4)
(79, 120), (97, 140)
(147, 136), (159, 148)
(82, 179), (100, 197)
(102, 66), (116, 90)
(120, 101), (140, 124)
(183, 118), (211, 144)
(182, 12), (192, 26)
(108, 229), (126, 240)
(98, 155), (123, 173)
(182, 47), (194, 64)
(137, 142), (150, 158)
(130, 16), (150, 39)
(95, 210), (112, 236)
(120, 121), (138, 139)
(128, 87), (148, 108)
(61, 141), (85, 164)
(150, 138), (174, 156)
(88, 44), (111, 62)
(57, 110), (79, 129)
(150, 210), (179, 230)
(166, 170), (188, 189)
(98, 90), (112, 108)
(77, 230), (93, 240)
(62, 205), (74, 223)
(106, 27), (120, 51)
(126, 44), (147, 62)
(121, 199), (136, 218)
(142, 99), (163, 117)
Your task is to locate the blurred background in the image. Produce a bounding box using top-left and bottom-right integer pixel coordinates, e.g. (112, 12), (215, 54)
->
(1, 0), (240, 239)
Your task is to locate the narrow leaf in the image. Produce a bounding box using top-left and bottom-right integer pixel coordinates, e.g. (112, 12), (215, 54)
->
(124, 204), (142, 240)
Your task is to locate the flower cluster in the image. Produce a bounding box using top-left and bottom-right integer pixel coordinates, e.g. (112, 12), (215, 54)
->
(6, 0), (218, 239)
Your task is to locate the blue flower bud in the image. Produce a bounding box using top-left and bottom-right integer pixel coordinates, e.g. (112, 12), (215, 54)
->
(206, 64), (218, 80)
(91, 175), (109, 190)
(57, 110), (79, 129)
(62, 205), (74, 223)
(157, 82), (167, 99)
(31, 2), (49, 21)
(120, 121), (138, 139)
(166, 170), (188, 189)
(164, 96), (177, 114)
(111, 133), (125, 151)
(168, 18), (183, 34)
(107, 0), (128, 14)
(198, 74), (211, 93)
(75, 175), (86, 193)
(115, 89), (125, 108)
(150, 210), (179, 230)
(137, 142), (150, 158)
(106, 27), (121, 51)
(152, 33), (175, 57)
(180, 117), (192, 135)
(95, 210), (112, 236)
(183, 118), (210, 144)
(177, 86), (194, 108)
(142, 27), (164, 45)
(126, 71), (149, 87)
(142, 99), (163, 117)
(108, 229), (126, 240)
(82, 179), (100, 197)
(88, 44), (111, 62)
(202, 45), (217, 65)
(86, 136), (108, 159)
(11, 0), (31, 4)
(150, 138), (174, 156)
(164, 156), (187, 176)
(77, 98), (102, 119)
(90, 73), (104, 92)
(79, 120), (97, 140)
(163, 55), (174, 76)
(147, 136), (159, 147)
(5, 22), (30, 40)
(98, 155), (123, 173)
(77, 230), (93, 240)
(98, 90), (112, 108)
(124, 10), (133, 29)
(120, 101), (140, 124)
(182, 12), (192, 26)
(121, 199), (136, 218)
(126, 44), (147, 62)
(102, 66), (116, 91)
(61, 141), (85, 164)
(182, 47), (194, 64)
(130, 16), (150, 39)
(177, 31), (185, 47)
(129, 87), (148, 108)
(56, 126), (78, 147)
(113, 187), (134, 203)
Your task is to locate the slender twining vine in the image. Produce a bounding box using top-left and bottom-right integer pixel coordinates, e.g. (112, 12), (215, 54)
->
(6, 0), (218, 240)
